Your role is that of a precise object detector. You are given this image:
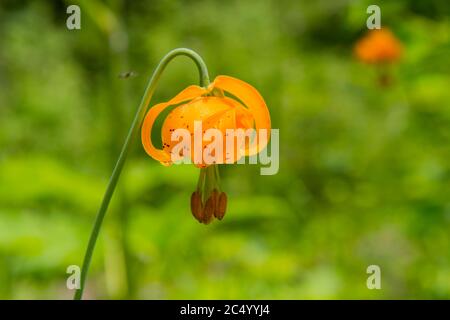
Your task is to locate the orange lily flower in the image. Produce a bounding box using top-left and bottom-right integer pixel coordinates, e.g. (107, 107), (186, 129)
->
(354, 28), (402, 64)
(141, 75), (271, 224)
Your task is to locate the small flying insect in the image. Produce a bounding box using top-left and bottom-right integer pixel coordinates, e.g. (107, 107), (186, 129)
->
(118, 71), (138, 79)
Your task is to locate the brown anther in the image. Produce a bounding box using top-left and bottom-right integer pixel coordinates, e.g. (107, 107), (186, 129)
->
(190, 191), (204, 223)
(203, 196), (215, 224)
(211, 189), (219, 218)
(215, 192), (227, 220)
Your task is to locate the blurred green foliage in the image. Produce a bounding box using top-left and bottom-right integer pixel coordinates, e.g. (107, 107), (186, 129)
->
(0, 0), (449, 299)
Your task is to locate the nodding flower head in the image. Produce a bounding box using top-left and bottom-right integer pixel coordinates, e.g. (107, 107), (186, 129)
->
(141, 75), (271, 224)
(354, 28), (402, 64)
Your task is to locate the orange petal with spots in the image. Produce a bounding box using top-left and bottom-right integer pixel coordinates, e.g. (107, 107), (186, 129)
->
(211, 75), (271, 156)
(162, 96), (235, 166)
(141, 85), (207, 165)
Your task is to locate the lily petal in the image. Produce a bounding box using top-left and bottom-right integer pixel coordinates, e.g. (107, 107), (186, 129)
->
(211, 75), (271, 155)
(141, 85), (207, 165)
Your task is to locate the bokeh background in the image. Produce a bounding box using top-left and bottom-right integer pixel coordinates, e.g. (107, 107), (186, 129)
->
(0, 0), (449, 299)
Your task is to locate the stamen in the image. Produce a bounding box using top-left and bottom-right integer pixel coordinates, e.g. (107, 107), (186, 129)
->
(203, 197), (215, 224)
(190, 191), (204, 223)
(192, 165), (226, 224)
(211, 189), (219, 218)
(215, 192), (227, 220)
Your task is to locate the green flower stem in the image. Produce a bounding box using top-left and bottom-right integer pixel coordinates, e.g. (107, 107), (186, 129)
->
(74, 48), (210, 300)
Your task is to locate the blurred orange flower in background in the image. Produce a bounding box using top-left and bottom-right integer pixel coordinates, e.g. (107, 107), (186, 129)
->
(354, 28), (402, 64)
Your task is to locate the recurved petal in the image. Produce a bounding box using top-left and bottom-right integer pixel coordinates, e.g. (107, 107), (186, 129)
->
(141, 85), (207, 165)
(211, 75), (271, 156)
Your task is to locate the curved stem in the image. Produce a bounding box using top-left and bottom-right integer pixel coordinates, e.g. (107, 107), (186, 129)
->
(74, 48), (210, 300)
